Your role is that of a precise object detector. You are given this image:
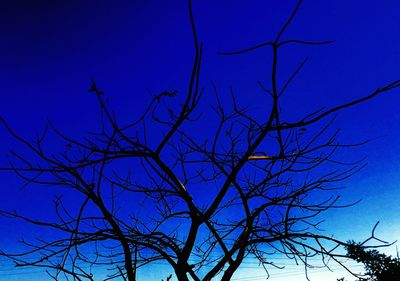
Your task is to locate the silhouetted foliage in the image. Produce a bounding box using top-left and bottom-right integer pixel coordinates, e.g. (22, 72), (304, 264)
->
(1, 1), (399, 280)
(345, 241), (400, 281)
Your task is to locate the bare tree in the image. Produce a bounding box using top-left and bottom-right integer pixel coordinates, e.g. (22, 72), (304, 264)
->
(1, 0), (399, 280)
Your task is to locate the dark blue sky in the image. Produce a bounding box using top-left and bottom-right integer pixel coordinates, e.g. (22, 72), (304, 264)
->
(1, 1), (400, 280)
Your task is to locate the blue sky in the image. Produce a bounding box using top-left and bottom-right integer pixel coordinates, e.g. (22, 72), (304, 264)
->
(1, 0), (400, 280)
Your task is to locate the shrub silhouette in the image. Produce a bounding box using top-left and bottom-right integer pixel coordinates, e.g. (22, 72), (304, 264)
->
(339, 242), (400, 281)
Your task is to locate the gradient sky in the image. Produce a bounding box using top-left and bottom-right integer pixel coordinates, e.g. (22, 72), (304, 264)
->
(1, 0), (400, 280)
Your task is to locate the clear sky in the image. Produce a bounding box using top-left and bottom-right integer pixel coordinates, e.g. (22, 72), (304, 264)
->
(1, 0), (400, 280)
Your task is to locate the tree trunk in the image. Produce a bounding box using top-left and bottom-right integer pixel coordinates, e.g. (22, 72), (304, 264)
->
(174, 268), (190, 281)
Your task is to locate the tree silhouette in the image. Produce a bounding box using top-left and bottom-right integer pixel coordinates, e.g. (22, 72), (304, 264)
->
(1, 1), (399, 280)
(337, 234), (400, 281)
(346, 241), (400, 281)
